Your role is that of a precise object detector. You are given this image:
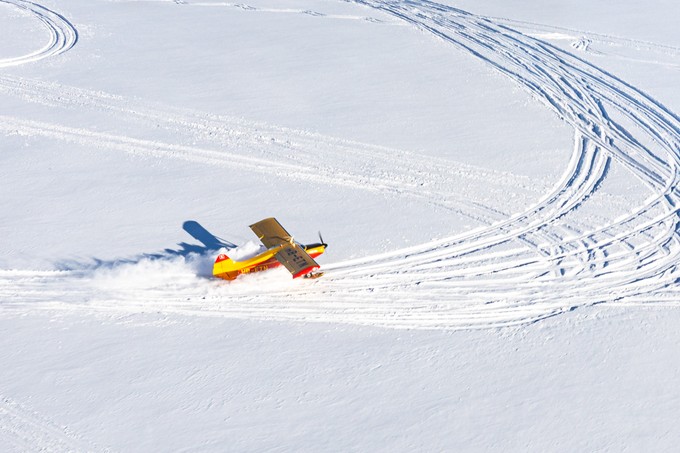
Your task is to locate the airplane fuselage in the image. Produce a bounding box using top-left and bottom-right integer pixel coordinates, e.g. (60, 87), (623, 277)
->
(213, 243), (326, 280)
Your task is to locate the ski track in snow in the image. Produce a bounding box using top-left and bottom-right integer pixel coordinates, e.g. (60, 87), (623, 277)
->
(0, 75), (549, 227)
(0, 395), (106, 453)
(0, 0), (77, 68)
(490, 16), (680, 59)
(1, 0), (680, 329)
(176, 1), (396, 24)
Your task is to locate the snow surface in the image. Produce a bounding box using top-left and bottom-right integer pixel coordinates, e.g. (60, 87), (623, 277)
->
(1, 0), (679, 450)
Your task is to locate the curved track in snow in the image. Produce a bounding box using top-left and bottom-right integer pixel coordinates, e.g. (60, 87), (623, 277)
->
(1, 0), (679, 330)
(0, 395), (104, 453)
(0, 0), (77, 68)
(0, 74), (546, 228)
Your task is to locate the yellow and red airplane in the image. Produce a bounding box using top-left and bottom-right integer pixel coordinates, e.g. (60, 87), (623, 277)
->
(213, 217), (327, 281)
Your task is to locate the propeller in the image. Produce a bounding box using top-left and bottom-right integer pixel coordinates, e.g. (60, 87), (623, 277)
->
(318, 231), (328, 248)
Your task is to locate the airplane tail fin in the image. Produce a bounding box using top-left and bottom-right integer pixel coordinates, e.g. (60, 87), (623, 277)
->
(215, 253), (230, 263)
(213, 253), (238, 280)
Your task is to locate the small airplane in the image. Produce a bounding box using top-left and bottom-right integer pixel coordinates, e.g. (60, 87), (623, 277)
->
(213, 217), (327, 281)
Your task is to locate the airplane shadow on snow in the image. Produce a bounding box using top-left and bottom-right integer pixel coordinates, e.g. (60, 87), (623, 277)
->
(56, 221), (236, 278)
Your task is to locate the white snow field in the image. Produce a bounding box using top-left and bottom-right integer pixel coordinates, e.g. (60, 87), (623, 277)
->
(1, 0), (679, 450)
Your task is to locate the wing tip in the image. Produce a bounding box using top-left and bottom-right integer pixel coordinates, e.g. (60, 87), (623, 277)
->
(292, 265), (320, 279)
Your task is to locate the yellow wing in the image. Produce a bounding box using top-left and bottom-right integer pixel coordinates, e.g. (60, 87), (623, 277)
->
(275, 244), (320, 278)
(249, 217), (293, 248)
(250, 217), (320, 278)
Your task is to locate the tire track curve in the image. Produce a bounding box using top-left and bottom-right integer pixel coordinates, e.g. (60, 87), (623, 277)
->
(0, 0), (77, 68)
